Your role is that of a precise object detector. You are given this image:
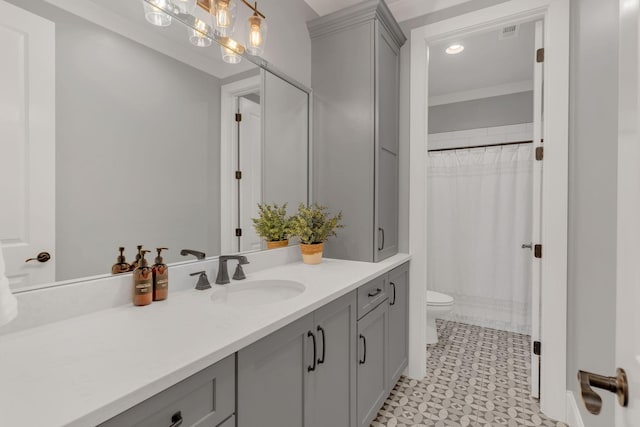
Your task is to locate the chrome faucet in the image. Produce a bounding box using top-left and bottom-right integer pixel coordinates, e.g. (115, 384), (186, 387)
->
(180, 249), (206, 260)
(215, 255), (250, 285)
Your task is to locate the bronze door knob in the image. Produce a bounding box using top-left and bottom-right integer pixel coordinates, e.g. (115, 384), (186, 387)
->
(577, 368), (629, 415)
(25, 252), (51, 263)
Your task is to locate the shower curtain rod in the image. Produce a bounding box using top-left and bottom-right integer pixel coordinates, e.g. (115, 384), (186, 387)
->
(427, 140), (533, 152)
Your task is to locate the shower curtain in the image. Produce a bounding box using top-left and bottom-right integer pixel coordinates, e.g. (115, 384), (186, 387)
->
(427, 144), (533, 334)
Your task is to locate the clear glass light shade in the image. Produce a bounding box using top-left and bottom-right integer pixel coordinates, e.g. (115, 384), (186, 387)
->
(189, 18), (212, 47)
(220, 38), (243, 64)
(246, 15), (267, 55)
(173, 0), (197, 14)
(143, 0), (172, 27)
(212, 0), (237, 37)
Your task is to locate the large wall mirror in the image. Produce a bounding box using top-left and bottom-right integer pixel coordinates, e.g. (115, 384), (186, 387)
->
(0, 0), (310, 291)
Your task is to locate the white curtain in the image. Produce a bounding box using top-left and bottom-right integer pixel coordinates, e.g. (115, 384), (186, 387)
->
(427, 144), (532, 334)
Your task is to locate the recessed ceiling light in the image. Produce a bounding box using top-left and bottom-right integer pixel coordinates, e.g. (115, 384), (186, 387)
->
(445, 44), (464, 55)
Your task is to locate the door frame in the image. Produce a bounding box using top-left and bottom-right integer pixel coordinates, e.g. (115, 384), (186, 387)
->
(408, 0), (570, 421)
(220, 75), (262, 254)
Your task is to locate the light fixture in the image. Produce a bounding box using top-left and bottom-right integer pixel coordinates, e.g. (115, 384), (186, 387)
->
(174, 0), (197, 14)
(189, 18), (212, 47)
(244, 2), (267, 55)
(143, 0), (172, 27)
(220, 37), (244, 64)
(445, 44), (464, 54)
(212, 0), (237, 37)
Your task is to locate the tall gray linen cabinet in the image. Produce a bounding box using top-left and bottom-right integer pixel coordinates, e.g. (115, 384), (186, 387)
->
(308, 0), (406, 262)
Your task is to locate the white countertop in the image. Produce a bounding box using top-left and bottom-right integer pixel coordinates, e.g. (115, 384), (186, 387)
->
(0, 254), (410, 427)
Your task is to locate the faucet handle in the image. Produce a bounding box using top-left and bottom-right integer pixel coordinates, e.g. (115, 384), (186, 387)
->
(190, 271), (211, 290)
(233, 264), (246, 280)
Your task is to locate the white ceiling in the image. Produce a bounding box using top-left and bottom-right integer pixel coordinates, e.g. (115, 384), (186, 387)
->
(428, 21), (535, 100)
(303, 0), (473, 22)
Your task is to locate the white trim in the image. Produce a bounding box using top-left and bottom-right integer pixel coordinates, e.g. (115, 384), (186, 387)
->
(566, 391), (586, 427)
(220, 76), (262, 254)
(428, 80), (533, 106)
(388, 0), (473, 23)
(409, 0), (569, 421)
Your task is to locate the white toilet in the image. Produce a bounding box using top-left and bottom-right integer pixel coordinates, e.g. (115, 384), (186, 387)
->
(426, 290), (455, 345)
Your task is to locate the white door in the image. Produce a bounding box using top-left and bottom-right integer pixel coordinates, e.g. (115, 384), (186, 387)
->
(237, 96), (262, 252)
(615, 0), (640, 424)
(0, 0), (55, 290)
(530, 20), (544, 399)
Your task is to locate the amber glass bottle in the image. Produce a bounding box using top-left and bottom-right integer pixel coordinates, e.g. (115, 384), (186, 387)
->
(152, 247), (169, 301)
(133, 250), (153, 306)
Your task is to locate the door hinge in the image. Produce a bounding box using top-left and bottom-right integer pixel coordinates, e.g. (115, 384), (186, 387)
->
(235, 113), (242, 122)
(536, 48), (544, 63)
(535, 146), (544, 161)
(533, 340), (541, 356)
(235, 171), (242, 180)
(534, 244), (542, 259)
(235, 228), (242, 237)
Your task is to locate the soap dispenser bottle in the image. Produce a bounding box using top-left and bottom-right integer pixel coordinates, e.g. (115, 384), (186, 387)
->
(111, 247), (130, 274)
(129, 245), (143, 271)
(133, 250), (153, 306)
(152, 247), (169, 301)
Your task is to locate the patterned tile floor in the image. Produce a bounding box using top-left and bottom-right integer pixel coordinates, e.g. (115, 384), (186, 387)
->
(372, 320), (568, 427)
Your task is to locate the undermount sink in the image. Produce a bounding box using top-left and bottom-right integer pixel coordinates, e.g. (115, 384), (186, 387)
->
(210, 280), (305, 307)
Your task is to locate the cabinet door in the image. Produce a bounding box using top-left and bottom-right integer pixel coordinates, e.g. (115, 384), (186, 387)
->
(356, 301), (389, 427)
(374, 24), (399, 262)
(387, 262), (409, 387)
(307, 291), (357, 427)
(237, 314), (314, 427)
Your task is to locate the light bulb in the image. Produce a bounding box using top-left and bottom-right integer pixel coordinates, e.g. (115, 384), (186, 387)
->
(189, 19), (212, 47)
(246, 14), (267, 55)
(221, 37), (243, 64)
(249, 17), (262, 47)
(212, 0), (236, 36)
(174, 0), (197, 14)
(143, 0), (172, 27)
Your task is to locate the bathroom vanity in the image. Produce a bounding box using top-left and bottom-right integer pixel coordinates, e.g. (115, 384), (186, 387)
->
(0, 253), (409, 427)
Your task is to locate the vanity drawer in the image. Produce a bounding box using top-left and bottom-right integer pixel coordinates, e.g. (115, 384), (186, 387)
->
(100, 354), (235, 427)
(357, 275), (387, 319)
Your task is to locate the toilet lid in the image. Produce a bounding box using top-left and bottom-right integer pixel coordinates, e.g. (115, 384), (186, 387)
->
(427, 290), (454, 306)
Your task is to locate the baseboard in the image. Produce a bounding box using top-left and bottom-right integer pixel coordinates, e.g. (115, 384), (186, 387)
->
(566, 391), (585, 427)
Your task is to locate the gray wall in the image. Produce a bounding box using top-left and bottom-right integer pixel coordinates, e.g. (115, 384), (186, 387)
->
(8, 0), (223, 280)
(259, 0), (318, 86)
(428, 91), (533, 134)
(399, 1), (619, 426)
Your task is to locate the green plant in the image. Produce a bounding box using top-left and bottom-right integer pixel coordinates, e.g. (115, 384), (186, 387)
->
(251, 203), (290, 242)
(289, 203), (343, 244)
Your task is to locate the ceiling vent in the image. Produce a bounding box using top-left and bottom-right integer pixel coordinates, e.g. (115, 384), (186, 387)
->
(499, 24), (519, 40)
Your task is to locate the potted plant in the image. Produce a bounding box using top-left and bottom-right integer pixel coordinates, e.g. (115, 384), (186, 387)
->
(289, 203), (343, 264)
(251, 203), (291, 249)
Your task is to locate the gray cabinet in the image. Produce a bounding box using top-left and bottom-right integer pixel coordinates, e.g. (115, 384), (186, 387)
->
(237, 313), (314, 427)
(387, 262), (409, 387)
(357, 300), (389, 427)
(100, 354), (235, 427)
(307, 292), (358, 427)
(309, 0), (406, 263)
(238, 292), (357, 427)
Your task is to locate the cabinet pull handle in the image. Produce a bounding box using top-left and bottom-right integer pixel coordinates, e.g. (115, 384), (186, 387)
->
(390, 282), (396, 305)
(317, 325), (326, 365)
(359, 334), (367, 365)
(378, 227), (385, 251)
(307, 331), (317, 372)
(368, 288), (382, 297)
(170, 411), (183, 427)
